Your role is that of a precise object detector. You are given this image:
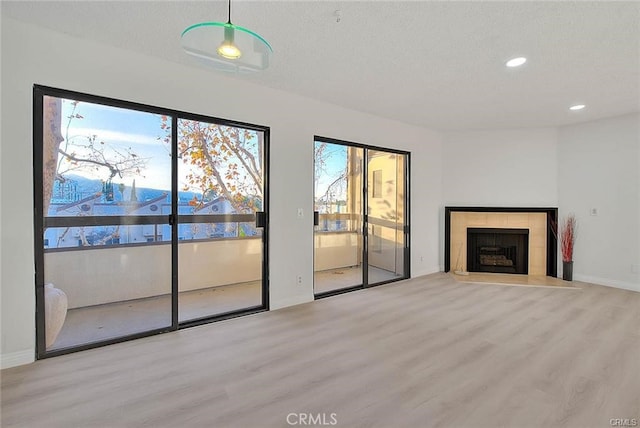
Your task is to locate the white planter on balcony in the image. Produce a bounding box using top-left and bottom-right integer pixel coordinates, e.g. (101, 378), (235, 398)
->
(44, 283), (68, 348)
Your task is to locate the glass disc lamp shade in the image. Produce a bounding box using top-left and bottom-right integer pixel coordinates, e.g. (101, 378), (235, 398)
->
(181, 2), (272, 73)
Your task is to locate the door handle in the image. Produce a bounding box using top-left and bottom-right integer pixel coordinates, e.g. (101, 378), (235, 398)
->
(313, 211), (319, 226)
(255, 211), (266, 228)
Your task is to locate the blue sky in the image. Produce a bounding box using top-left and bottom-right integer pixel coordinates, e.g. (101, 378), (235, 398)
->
(59, 97), (346, 200)
(314, 142), (348, 201)
(60, 98), (172, 190)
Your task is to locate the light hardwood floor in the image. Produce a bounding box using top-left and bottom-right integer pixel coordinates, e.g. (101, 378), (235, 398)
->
(52, 266), (399, 351)
(2, 273), (639, 427)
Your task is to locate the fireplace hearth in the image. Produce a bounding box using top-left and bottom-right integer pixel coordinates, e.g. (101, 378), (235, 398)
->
(467, 228), (529, 274)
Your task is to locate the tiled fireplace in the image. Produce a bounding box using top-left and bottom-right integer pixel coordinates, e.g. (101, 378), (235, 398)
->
(444, 207), (558, 277)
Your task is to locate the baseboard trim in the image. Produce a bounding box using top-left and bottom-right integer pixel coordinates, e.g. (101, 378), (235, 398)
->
(574, 274), (640, 293)
(412, 266), (441, 278)
(1, 349), (34, 369)
(270, 294), (314, 311)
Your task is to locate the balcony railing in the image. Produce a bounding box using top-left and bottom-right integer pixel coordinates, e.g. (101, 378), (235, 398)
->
(42, 212), (403, 309)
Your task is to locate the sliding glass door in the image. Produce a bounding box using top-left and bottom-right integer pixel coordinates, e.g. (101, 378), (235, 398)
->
(37, 94), (174, 353)
(176, 118), (265, 323)
(313, 143), (364, 294)
(366, 150), (408, 285)
(313, 137), (409, 296)
(34, 86), (268, 357)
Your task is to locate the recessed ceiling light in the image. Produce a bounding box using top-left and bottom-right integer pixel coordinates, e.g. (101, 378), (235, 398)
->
(506, 57), (527, 67)
(569, 104), (586, 111)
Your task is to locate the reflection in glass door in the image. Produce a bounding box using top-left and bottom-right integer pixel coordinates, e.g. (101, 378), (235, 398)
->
(176, 119), (265, 323)
(314, 137), (409, 296)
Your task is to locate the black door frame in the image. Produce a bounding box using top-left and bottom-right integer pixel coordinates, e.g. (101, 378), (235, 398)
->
(33, 85), (269, 358)
(174, 111), (270, 328)
(313, 136), (411, 299)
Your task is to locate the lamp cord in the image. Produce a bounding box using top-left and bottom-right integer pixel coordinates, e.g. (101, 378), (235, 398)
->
(227, 0), (232, 24)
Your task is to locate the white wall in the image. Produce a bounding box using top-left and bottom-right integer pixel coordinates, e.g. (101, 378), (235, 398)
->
(440, 120), (640, 290)
(440, 128), (559, 271)
(558, 114), (640, 291)
(0, 18), (443, 367)
(442, 128), (559, 207)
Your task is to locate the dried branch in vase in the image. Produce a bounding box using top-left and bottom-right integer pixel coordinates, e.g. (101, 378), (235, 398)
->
(560, 214), (577, 262)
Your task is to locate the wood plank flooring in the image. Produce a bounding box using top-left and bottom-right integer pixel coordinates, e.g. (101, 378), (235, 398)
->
(2, 273), (639, 428)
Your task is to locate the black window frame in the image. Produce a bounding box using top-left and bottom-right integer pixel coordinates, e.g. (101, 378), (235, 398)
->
(313, 135), (411, 299)
(33, 85), (270, 358)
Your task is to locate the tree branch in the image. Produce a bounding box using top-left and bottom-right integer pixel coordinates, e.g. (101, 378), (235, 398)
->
(199, 135), (239, 210)
(222, 132), (262, 193)
(58, 147), (119, 179)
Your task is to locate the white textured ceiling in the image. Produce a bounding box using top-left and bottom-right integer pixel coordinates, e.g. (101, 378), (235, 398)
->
(3, 1), (639, 131)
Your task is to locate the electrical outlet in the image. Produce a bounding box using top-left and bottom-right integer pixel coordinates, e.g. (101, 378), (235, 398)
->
(297, 275), (303, 285)
(297, 208), (304, 218)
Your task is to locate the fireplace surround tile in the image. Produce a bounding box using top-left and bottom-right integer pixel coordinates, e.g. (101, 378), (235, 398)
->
(444, 207), (558, 277)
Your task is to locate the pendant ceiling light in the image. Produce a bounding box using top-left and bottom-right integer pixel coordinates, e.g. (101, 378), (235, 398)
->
(181, 0), (272, 73)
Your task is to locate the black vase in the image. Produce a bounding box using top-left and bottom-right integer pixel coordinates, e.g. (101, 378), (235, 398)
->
(563, 261), (573, 281)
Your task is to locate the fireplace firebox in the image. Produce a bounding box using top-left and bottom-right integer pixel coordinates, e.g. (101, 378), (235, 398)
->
(467, 228), (529, 274)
